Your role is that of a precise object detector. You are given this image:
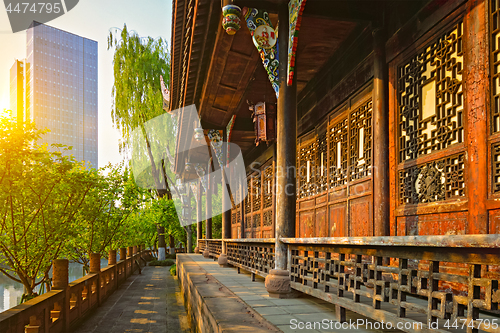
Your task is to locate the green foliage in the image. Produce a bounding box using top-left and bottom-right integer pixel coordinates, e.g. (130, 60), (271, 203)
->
(65, 163), (143, 270)
(107, 24), (170, 152)
(170, 264), (176, 276)
(0, 119), (94, 295)
(148, 259), (175, 266)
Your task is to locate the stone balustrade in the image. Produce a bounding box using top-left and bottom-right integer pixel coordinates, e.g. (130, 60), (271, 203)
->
(0, 246), (151, 333)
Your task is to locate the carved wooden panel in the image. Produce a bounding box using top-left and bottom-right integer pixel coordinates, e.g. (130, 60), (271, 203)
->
(314, 207), (328, 237)
(349, 196), (372, 237)
(398, 22), (464, 162)
(416, 212), (467, 235)
(349, 100), (372, 181)
(329, 118), (348, 188)
(263, 164), (274, 208)
(316, 133), (328, 194)
(299, 210), (315, 238)
(298, 139), (317, 198)
(398, 153), (465, 205)
(329, 203), (346, 237)
(252, 174), (261, 211)
(226, 242), (275, 276)
(491, 0), (500, 133)
(493, 142), (500, 192)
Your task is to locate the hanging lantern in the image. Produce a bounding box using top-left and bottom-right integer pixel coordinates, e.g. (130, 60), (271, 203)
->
(222, 5), (241, 35)
(250, 102), (276, 146)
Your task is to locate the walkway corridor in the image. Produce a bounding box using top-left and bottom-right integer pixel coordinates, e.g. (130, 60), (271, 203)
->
(73, 265), (190, 333)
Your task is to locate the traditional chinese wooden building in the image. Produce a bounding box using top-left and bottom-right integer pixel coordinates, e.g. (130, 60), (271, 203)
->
(170, 0), (500, 330)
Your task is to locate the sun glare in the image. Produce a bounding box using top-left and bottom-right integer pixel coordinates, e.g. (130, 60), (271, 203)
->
(0, 97), (11, 118)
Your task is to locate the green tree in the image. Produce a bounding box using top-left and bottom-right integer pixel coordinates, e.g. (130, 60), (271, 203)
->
(66, 163), (139, 272)
(107, 25), (191, 256)
(0, 119), (94, 297)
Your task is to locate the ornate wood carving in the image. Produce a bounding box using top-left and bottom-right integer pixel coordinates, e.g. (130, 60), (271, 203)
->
(349, 100), (372, 181)
(491, 0), (500, 133)
(397, 22), (464, 162)
(399, 154), (465, 205)
(329, 118), (348, 188)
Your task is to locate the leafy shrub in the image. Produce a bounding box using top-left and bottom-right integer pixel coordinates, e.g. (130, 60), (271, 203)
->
(170, 264), (176, 276)
(148, 259), (175, 266)
(166, 253), (176, 260)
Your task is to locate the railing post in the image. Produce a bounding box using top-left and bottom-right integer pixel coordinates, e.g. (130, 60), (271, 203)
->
(108, 249), (117, 265)
(265, 1), (296, 298)
(128, 246), (133, 273)
(24, 316), (40, 333)
(120, 247), (127, 261)
(52, 259), (70, 331)
(109, 249), (118, 291)
(89, 253), (101, 305)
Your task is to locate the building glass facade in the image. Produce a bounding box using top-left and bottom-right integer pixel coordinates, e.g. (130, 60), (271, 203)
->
(23, 21), (98, 168)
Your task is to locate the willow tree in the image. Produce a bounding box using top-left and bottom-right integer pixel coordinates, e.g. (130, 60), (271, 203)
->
(108, 25), (174, 259)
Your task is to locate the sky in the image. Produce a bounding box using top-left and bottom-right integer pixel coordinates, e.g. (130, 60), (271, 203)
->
(0, 0), (172, 168)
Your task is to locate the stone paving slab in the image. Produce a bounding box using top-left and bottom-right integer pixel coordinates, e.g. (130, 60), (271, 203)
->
(72, 266), (190, 333)
(187, 254), (403, 333)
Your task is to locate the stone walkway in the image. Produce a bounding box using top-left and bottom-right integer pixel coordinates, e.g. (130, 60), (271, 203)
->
(188, 255), (401, 333)
(73, 266), (190, 333)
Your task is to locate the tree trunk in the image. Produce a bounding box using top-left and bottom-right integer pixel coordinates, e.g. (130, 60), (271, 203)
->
(169, 234), (175, 255)
(158, 225), (166, 260)
(185, 225), (193, 253)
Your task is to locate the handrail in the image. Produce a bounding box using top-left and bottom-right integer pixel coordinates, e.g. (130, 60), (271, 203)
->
(0, 247), (152, 333)
(197, 236), (500, 333)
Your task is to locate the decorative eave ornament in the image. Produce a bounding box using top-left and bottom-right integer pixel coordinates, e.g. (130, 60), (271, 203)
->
(288, 0), (307, 86)
(244, 7), (280, 97)
(222, 4), (242, 35)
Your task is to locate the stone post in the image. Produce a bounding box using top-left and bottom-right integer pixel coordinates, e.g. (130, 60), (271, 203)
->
(265, 2), (296, 298)
(108, 250), (117, 266)
(133, 245), (137, 255)
(128, 246), (133, 258)
(52, 259), (69, 289)
(24, 316), (40, 333)
(89, 253), (101, 274)
(120, 247), (127, 261)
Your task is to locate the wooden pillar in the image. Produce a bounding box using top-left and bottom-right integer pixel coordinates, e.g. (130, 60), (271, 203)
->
(205, 159), (213, 240)
(372, 26), (390, 237)
(222, 130), (232, 241)
(275, 2), (296, 270)
(265, 2), (296, 298)
(465, 0), (488, 234)
(240, 176), (245, 238)
(196, 178), (203, 253)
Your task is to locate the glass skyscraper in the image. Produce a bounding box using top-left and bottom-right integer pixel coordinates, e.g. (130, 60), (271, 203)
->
(12, 21), (98, 168)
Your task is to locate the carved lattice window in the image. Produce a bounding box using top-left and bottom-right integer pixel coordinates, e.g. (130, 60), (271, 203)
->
(245, 178), (252, 214)
(398, 154), (465, 205)
(253, 214), (260, 228)
(492, 142), (500, 192)
(491, 0), (500, 133)
(398, 22), (464, 162)
(252, 174), (261, 211)
(298, 140), (317, 198)
(263, 164), (274, 208)
(329, 118), (348, 188)
(349, 100), (372, 181)
(263, 210), (273, 226)
(316, 133), (328, 193)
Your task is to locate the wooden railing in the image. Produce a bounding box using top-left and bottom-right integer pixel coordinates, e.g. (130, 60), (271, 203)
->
(198, 235), (500, 333)
(0, 248), (152, 333)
